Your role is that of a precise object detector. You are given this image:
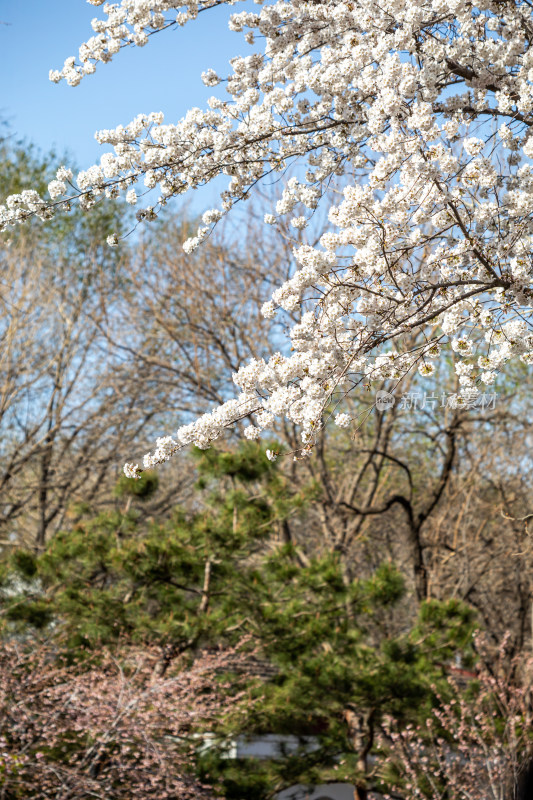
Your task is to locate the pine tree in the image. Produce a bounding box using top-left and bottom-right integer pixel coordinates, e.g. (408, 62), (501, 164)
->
(198, 550), (475, 799)
(1, 442), (306, 662)
(2, 442), (476, 799)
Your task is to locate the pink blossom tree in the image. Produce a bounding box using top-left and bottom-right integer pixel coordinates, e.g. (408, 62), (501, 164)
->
(378, 635), (533, 800)
(0, 638), (251, 799)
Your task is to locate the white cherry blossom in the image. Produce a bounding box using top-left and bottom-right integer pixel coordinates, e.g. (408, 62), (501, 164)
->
(2, 0), (533, 470)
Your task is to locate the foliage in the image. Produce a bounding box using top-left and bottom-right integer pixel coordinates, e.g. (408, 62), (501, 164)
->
(1, 442), (303, 654)
(198, 554), (475, 798)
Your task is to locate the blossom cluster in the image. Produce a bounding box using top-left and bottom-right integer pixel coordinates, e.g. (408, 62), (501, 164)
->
(2, 0), (533, 471)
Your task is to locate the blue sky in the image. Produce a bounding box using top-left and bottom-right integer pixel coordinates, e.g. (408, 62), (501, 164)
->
(0, 1), (252, 208)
